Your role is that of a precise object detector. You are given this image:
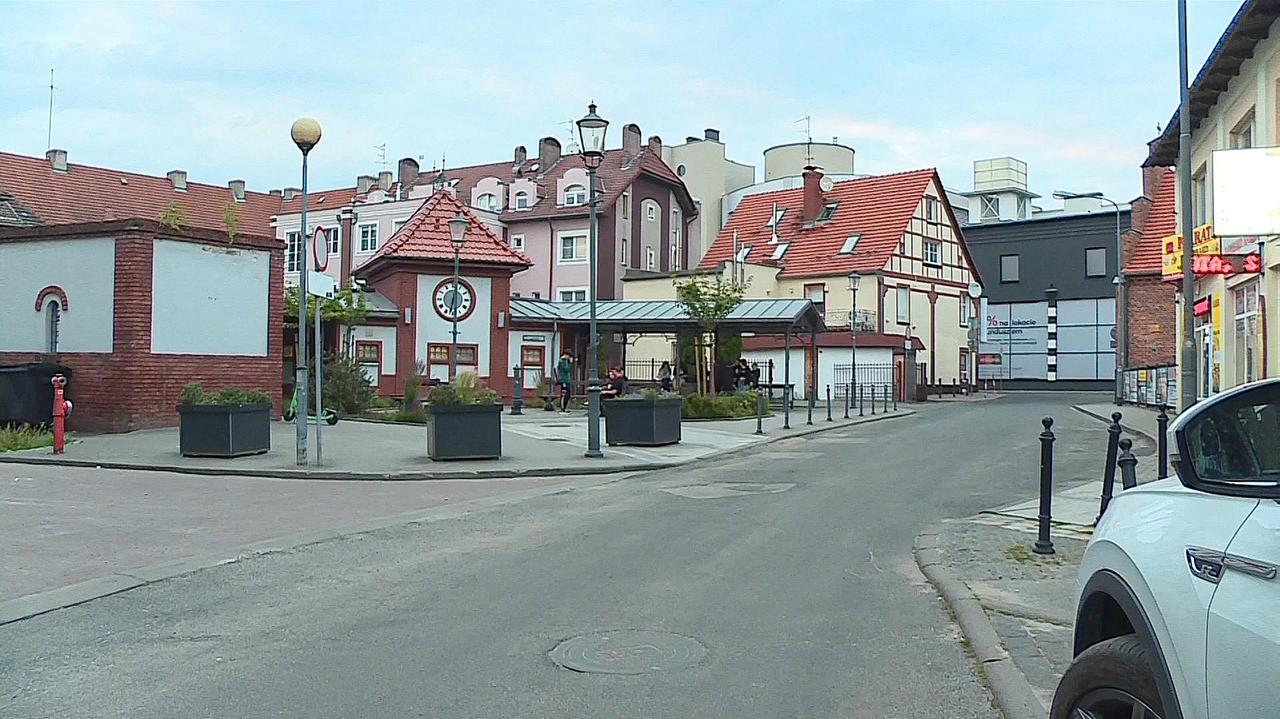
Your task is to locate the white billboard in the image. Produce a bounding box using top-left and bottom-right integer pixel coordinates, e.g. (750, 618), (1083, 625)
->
(1212, 147), (1280, 236)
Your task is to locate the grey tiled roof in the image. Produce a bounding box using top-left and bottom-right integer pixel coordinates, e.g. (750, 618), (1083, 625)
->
(509, 298), (825, 332)
(0, 191), (42, 228)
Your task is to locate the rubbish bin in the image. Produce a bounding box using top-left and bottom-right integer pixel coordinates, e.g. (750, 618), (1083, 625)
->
(0, 363), (72, 427)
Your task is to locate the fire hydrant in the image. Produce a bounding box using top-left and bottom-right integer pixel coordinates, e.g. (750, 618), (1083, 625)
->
(51, 374), (71, 454)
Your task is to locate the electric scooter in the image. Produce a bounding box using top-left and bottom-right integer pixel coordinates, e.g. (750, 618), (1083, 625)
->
(282, 387), (339, 425)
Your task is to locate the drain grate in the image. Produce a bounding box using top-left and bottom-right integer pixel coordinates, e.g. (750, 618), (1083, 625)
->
(661, 482), (796, 499)
(549, 630), (707, 674)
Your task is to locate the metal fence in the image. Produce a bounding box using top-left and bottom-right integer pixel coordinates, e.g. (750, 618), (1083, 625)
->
(1121, 364), (1176, 407)
(624, 359), (670, 382)
(831, 363), (896, 397)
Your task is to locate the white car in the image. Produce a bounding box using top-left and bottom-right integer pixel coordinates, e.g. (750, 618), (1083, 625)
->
(1051, 379), (1280, 719)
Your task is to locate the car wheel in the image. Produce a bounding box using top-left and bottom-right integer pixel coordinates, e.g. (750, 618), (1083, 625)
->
(1050, 635), (1166, 719)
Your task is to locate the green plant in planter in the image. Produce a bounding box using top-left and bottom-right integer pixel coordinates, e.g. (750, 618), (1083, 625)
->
(428, 370), (500, 406)
(180, 383), (271, 406)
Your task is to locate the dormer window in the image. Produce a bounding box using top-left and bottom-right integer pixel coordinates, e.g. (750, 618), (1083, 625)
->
(771, 243), (789, 260)
(475, 193), (499, 212)
(817, 202), (838, 222)
(564, 184), (587, 206)
(924, 196), (939, 221)
(735, 245), (752, 262)
(514, 191), (530, 210)
(838, 234), (860, 255)
(767, 208), (786, 227)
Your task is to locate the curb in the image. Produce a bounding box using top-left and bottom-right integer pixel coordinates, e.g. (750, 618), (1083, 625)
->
(1071, 404), (1157, 444)
(914, 524), (1046, 719)
(0, 409), (913, 482)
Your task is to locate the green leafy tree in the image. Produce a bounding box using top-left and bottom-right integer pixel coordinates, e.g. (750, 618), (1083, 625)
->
(284, 283), (370, 328)
(223, 203), (241, 244)
(674, 274), (748, 397)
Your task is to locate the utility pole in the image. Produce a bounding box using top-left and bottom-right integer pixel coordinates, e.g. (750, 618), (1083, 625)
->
(1177, 0), (1197, 411)
(46, 68), (54, 150)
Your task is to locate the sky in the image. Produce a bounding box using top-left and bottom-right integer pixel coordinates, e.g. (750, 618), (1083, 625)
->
(0, 1), (1245, 205)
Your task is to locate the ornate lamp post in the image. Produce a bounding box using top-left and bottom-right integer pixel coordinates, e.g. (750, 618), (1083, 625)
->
(448, 210), (468, 382)
(577, 102), (608, 459)
(848, 272), (861, 403)
(290, 117), (321, 466)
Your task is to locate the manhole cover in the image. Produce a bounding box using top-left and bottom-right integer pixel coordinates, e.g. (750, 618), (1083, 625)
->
(661, 482), (796, 499)
(549, 630), (707, 674)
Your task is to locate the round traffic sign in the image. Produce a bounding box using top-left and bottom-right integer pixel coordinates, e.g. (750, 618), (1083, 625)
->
(312, 226), (329, 272)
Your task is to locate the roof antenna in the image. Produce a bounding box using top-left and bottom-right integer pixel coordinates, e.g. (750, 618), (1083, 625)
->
(46, 68), (55, 150)
(795, 115), (813, 165)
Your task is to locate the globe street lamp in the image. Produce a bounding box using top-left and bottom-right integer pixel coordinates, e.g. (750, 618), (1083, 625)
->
(577, 102), (608, 459)
(448, 210), (468, 382)
(290, 117), (321, 466)
(1054, 190), (1124, 404)
(847, 272), (861, 405)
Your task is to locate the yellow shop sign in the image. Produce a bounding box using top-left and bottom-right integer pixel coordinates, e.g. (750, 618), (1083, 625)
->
(1162, 224), (1220, 277)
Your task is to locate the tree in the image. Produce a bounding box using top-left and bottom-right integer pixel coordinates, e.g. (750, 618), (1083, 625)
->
(674, 274), (748, 397)
(223, 203), (241, 244)
(284, 282), (370, 329)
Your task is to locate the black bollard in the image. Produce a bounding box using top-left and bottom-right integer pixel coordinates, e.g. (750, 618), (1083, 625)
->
(858, 385), (864, 417)
(883, 384), (889, 413)
(511, 365), (524, 415)
(1157, 404), (1170, 479)
(783, 386), (791, 430)
(1098, 411), (1122, 521)
(844, 381), (850, 419)
(755, 390), (765, 435)
(1118, 437), (1139, 489)
(892, 381), (898, 411)
(807, 387), (814, 426)
(826, 385), (833, 422)
(870, 385), (877, 415)
(1033, 416), (1056, 555)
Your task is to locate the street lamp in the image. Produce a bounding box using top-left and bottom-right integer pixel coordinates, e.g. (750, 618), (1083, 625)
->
(1054, 190), (1124, 404)
(577, 102), (608, 459)
(848, 272), (861, 404)
(290, 117), (321, 467)
(448, 210), (468, 382)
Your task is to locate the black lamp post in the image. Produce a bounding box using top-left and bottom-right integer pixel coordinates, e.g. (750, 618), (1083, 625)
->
(290, 117), (321, 466)
(577, 102), (608, 459)
(848, 272), (861, 402)
(448, 210), (468, 382)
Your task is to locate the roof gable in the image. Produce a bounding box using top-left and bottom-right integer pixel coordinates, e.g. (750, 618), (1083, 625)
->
(698, 169), (938, 278)
(1125, 168), (1177, 275)
(363, 191), (530, 270)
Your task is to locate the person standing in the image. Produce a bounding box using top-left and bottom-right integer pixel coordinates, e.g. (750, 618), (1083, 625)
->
(658, 360), (673, 392)
(556, 350), (574, 414)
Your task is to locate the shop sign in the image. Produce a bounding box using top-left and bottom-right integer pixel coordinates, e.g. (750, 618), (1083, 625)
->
(1161, 224), (1219, 278)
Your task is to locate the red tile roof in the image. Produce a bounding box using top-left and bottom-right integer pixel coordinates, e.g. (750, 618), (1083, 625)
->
(0, 151), (281, 236)
(699, 169), (943, 279)
(363, 191), (531, 269)
(1125, 168), (1176, 276)
(279, 146), (694, 220)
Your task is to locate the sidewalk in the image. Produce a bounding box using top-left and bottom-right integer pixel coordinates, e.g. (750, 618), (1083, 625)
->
(0, 407), (910, 481)
(1073, 402), (1170, 443)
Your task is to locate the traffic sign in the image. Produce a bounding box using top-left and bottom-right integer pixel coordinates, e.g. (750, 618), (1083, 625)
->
(307, 270), (337, 299)
(312, 226), (330, 272)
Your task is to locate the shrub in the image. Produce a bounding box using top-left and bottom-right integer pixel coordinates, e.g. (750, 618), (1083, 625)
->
(403, 374), (422, 410)
(180, 384), (272, 406)
(682, 391), (757, 419)
(429, 370), (500, 406)
(393, 409), (428, 424)
(319, 354), (374, 415)
(0, 424), (54, 452)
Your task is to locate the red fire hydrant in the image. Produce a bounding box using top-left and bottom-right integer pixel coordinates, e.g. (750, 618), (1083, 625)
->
(51, 374), (71, 454)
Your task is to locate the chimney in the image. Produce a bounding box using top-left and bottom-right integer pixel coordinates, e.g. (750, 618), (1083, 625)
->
(167, 170), (188, 191)
(622, 123), (642, 161)
(514, 145), (527, 164)
(377, 171), (392, 191)
(537, 137), (561, 169)
(282, 187), (300, 201)
(801, 166), (823, 223)
(704, 128), (720, 142)
(1142, 165), (1170, 199)
(228, 179), (246, 202)
(647, 135), (662, 154)
(356, 174), (376, 194)
(397, 157), (419, 197)
(269, 189), (283, 198)
(45, 148), (68, 173)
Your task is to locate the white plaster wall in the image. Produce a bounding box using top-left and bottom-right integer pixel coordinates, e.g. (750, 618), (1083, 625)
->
(507, 329), (557, 391)
(741, 347), (894, 400)
(0, 238), (115, 352)
(415, 274), (493, 380)
(151, 239), (270, 355)
(352, 324), (397, 376)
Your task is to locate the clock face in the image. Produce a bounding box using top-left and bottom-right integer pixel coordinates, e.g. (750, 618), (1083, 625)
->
(433, 278), (476, 321)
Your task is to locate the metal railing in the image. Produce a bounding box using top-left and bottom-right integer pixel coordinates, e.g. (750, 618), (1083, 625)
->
(831, 363), (896, 397)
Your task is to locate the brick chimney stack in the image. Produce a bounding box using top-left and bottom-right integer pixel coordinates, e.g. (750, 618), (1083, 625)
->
(227, 179), (246, 202)
(622, 124), (642, 162)
(537, 137), (561, 170)
(167, 170), (188, 191)
(514, 145), (527, 164)
(356, 175), (376, 194)
(377, 171), (392, 191)
(801, 166), (823, 223)
(45, 148), (67, 173)
(397, 157), (419, 198)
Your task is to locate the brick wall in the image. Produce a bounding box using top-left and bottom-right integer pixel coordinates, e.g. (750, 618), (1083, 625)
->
(1125, 274), (1176, 368)
(0, 223), (283, 432)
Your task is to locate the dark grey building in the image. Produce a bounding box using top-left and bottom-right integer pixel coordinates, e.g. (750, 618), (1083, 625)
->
(964, 210), (1131, 390)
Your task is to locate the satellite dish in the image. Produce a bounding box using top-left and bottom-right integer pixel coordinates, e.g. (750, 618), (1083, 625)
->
(967, 281), (982, 299)
(819, 176), (835, 192)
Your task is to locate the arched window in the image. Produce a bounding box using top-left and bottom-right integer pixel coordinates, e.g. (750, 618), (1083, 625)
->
(514, 191), (530, 210)
(563, 184), (587, 206)
(475, 193), (499, 212)
(45, 299), (61, 353)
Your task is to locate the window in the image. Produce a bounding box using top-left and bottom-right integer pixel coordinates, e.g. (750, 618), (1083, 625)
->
(285, 231), (302, 272)
(670, 242), (679, 270)
(767, 208), (786, 228)
(923, 240), (942, 266)
(896, 286), (910, 324)
(771, 243), (789, 260)
(646, 203), (657, 221)
(1016, 196), (1029, 219)
(839, 234), (860, 255)
(45, 299), (60, 353)
(1231, 112), (1255, 149)
(428, 345), (450, 363)
(959, 297), (969, 327)
(734, 245), (752, 262)
(455, 346), (477, 365)
(1182, 386), (1280, 481)
(646, 247), (656, 270)
(620, 237), (629, 267)
(559, 233), (587, 262)
(1234, 279), (1262, 384)
(475, 192), (499, 211)
(564, 184), (587, 206)
(428, 344), (478, 366)
(980, 195), (1000, 220)
(676, 164), (687, 176)
(817, 202), (838, 222)
(358, 222), (379, 253)
(558, 288), (587, 302)
(510, 234), (525, 252)
(355, 341), (381, 365)
(392, 219), (408, 235)
(514, 191), (530, 210)
(325, 227), (340, 255)
(923, 197), (939, 221)
(1192, 168), (1207, 225)
(1000, 254), (1020, 283)
(805, 283), (826, 316)
(531, 291), (541, 299)
(1085, 247), (1107, 277)
(621, 192), (630, 219)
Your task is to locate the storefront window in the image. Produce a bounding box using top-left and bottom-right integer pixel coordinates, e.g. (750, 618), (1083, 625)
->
(1233, 279), (1261, 385)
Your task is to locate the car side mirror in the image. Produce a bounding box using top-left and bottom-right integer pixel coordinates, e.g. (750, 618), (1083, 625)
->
(1170, 380), (1280, 499)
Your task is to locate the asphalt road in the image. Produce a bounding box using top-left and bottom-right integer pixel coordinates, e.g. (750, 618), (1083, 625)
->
(1, 393), (1113, 718)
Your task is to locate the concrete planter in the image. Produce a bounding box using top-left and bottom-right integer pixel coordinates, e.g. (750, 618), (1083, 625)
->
(604, 396), (682, 446)
(177, 403), (271, 458)
(427, 403), (503, 460)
